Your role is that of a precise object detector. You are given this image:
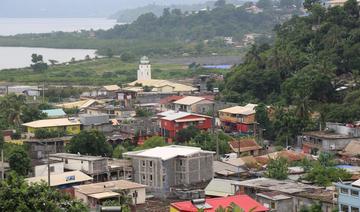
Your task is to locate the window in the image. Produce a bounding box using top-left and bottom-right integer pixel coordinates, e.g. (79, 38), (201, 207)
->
(341, 188), (349, 195)
(81, 160), (83, 164)
(162, 175), (166, 182)
(49, 166), (55, 173)
(142, 160), (146, 167)
(351, 189), (359, 197)
(351, 207), (359, 212)
(179, 160), (183, 166)
(149, 161), (153, 168)
(65, 159), (68, 164)
(141, 175), (146, 181)
(340, 204), (349, 212)
(270, 202), (275, 209)
(150, 175), (153, 181)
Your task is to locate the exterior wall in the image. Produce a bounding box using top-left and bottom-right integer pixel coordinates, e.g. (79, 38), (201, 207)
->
(336, 183), (360, 212)
(158, 86), (174, 93)
(322, 138), (352, 152)
(50, 157), (109, 175)
(129, 152), (213, 198)
(82, 123), (113, 133)
(34, 162), (64, 177)
(256, 196), (293, 212)
(160, 115), (212, 139)
(129, 188), (146, 205)
(27, 125), (80, 135)
(137, 64), (151, 80)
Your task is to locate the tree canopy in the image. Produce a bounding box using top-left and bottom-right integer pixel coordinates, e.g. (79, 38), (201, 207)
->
(8, 148), (31, 177)
(0, 173), (87, 211)
(67, 130), (112, 157)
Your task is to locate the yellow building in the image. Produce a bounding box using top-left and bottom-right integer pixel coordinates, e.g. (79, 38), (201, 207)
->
(22, 118), (81, 135)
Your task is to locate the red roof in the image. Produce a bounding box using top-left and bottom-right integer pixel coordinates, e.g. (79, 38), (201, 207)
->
(229, 139), (262, 153)
(159, 95), (183, 104)
(170, 195), (269, 212)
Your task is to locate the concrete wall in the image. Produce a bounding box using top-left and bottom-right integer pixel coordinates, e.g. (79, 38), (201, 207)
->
(322, 138), (352, 151)
(336, 184), (360, 211)
(34, 162), (64, 177)
(50, 157), (109, 175)
(256, 196), (293, 212)
(327, 122), (360, 137)
(129, 152), (213, 198)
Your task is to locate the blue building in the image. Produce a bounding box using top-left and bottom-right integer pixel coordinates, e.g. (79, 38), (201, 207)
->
(335, 179), (360, 212)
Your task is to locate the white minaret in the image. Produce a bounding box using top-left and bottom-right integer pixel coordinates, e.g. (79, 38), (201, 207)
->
(137, 56), (151, 81)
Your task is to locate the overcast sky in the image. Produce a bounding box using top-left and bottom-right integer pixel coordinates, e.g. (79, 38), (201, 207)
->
(1, 0), (209, 18)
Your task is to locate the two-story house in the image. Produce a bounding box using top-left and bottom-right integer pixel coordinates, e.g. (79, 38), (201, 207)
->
(123, 145), (214, 198)
(219, 104), (258, 134)
(173, 96), (214, 114)
(157, 110), (212, 143)
(302, 122), (360, 154)
(335, 179), (360, 212)
(22, 117), (81, 136)
(50, 153), (110, 181)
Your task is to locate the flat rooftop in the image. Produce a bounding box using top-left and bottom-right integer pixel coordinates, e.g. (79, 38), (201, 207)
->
(123, 145), (214, 160)
(50, 153), (108, 161)
(303, 131), (353, 139)
(232, 177), (320, 194)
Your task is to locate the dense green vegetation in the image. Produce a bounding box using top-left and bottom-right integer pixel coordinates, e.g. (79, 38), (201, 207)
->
(0, 57), (227, 85)
(0, 173), (87, 211)
(0, 94), (46, 130)
(67, 130), (113, 157)
(224, 0), (360, 144)
(0, 0), (301, 57)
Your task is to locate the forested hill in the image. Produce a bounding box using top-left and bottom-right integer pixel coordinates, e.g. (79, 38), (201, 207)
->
(222, 0), (360, 123)
(109, 0), (247, 23)
(96, 1), (303, 41)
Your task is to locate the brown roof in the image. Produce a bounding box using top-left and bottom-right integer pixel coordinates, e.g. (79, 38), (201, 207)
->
(159, 95), (183, 104)
(74, 180), (146, 195)
(340, 140), (360, 156)
(229, 139), (262, 153)
(255, 150), (306, 165)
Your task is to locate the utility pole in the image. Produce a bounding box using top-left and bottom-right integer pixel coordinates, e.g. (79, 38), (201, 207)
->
(212, 103), (219, 160)
(46, 141), (50, 186)
(42, 81), (45, 103)
(1, 149), (4, 181)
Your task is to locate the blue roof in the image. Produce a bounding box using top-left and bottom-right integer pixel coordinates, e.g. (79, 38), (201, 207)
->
(202, 65), (232, 69)
(41, 109), (66, 117)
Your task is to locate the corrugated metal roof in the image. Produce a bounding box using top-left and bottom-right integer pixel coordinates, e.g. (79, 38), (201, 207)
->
(219, 104), (257, 115)
(205, 178), (238, 197)
(25, 171), (92, 187)
(79, 114), (109, 126)
(174, 96), (205, 106)
(22, 118), (80, 128)
(89, 191), (120, 199)
(41, 109), (66, 117)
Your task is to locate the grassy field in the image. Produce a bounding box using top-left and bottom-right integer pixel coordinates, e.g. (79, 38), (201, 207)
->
(0, 57), (227, 86)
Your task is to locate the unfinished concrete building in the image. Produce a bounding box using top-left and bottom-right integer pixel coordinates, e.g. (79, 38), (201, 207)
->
(123, 145), (214, 198)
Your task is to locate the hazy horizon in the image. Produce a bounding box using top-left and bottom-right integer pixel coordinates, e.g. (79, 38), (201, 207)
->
(1, 0), (210, 18)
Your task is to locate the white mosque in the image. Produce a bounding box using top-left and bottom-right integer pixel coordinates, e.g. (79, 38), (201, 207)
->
(128, 56), (196, 93)
(137, 56), (152, 81)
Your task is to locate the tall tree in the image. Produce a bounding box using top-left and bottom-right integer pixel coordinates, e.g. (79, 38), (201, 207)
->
(8, 148), (31, 176)
(67, 130), (112, 157)
(265, 157), (289, 180)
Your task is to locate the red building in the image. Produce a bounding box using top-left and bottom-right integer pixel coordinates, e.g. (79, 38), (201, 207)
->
(158, 110), (212, 143)
(170, 194), (269, 212)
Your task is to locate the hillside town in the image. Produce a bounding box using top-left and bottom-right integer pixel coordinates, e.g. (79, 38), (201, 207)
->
(0, 53), (359, 212)
(1, 0), (360, 211)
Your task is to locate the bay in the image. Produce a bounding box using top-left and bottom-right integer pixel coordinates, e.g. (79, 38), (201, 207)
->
(0, 47), (97, 70)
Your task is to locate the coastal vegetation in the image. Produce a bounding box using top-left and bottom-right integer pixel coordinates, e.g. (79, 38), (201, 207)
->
(0, 0), (301, 57)
(0, 57), (227, 85)
(224, 0), (360, 143)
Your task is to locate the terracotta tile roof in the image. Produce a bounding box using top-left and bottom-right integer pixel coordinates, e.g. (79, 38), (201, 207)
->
(229, 139), (262, 153)
(170, 194), (269, 212)
(255, 150), (306, 165)
(159, 95), (183, 104)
